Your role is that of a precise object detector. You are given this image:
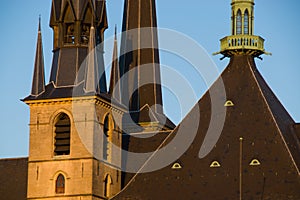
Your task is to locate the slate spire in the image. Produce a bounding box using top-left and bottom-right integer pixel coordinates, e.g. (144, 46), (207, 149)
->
(84, 23), (107, 94)
(119, 0), (163, 114)
(31, 16), (45, 96)
(109, 26), (121, 102)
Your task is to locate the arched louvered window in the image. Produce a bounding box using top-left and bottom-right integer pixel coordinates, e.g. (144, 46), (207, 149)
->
(244, 10), (249, 35)
(54, 113), (71, 156)
(236, 10), (242, 35)
(104, 174), (112, 197)
(103, 115), (109, 160)
(56, 174), (65, 194)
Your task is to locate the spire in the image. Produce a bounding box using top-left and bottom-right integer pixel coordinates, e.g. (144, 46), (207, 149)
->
(109, 25), (121, 102)
(84, 24), (107, 94)
(31, 16), (45, 96)
(120, 0), (163, 114)
(215, 0), (270, 58)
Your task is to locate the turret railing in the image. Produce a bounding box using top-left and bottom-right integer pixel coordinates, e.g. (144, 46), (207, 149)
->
(220, 35), (264, 52)
(214, 35), (270, 58)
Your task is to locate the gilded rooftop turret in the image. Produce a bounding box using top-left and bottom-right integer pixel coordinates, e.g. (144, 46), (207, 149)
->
(215, 0), (270, 58)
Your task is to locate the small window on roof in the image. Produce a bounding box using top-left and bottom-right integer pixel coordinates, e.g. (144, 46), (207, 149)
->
(250, 159), (261, 166)
(210, 161), (221, 168)
(172, 163), (182, 169)
(224, 100), (234, 107)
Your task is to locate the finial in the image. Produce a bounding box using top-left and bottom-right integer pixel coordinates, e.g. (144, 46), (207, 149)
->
(114, 24), (117, 40)
(38, 15), (41, 32)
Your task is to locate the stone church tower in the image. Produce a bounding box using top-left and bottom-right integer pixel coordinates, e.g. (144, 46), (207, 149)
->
(23, 0), (124, 199)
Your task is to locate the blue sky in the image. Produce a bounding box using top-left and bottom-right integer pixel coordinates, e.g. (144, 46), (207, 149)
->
(0, 0), (299, 158)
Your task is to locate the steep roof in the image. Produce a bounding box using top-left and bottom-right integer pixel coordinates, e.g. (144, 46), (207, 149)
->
(0, 158), (28, 200)
(112, 55), (300, 200)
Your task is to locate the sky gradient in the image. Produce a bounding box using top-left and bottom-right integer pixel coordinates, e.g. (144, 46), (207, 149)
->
(0, 0), (299, 158)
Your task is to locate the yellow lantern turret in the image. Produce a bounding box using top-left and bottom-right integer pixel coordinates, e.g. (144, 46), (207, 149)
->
(215, 0), (270, 58)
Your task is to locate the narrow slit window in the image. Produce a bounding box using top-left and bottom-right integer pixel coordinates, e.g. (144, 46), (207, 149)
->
(104, 174), (112, 198)
(103, 115), (110, 161)
(236, 10), (242, 35)
(244, 10), (249, 35)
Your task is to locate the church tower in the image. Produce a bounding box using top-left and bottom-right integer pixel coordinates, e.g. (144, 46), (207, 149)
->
(23, 0), (123, 199)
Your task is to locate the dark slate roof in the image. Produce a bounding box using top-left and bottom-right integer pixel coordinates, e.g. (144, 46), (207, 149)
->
(0, 158), (28, 200)
(112, 55), (300, 200)
(294, 123), (300, 141)
(22, 82), (126, 110)
(122, 104), (176, 131)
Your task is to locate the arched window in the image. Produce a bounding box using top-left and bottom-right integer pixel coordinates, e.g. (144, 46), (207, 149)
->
(236, 10), (242, 35)
(81, 5), (92, 45)
(244, 10), (249, 35)
(103, 115), (109, 160)
(54, 113), (71, 156)
(104, 174), (112, 197)
(56, 174), (65, 194)
(63, 3), (75, 44)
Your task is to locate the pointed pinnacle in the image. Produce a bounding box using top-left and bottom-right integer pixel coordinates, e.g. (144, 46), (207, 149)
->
(38, 15), (41, 32)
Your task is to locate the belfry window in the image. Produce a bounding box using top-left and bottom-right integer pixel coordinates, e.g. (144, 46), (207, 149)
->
(81, 24), (90, 45)
(244, 10), (249, 35)
(236, 10), (242, 35)
(54, 113), (71, 156)
(65, 23), (75, 44)
(56, 174), (65, 194)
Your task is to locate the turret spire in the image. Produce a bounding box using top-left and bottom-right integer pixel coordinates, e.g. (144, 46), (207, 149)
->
(84, 23), (107, 94)
(31, 16), (45, 96)
(215, 0), (270, 58)
(109, 25), (121, 102)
